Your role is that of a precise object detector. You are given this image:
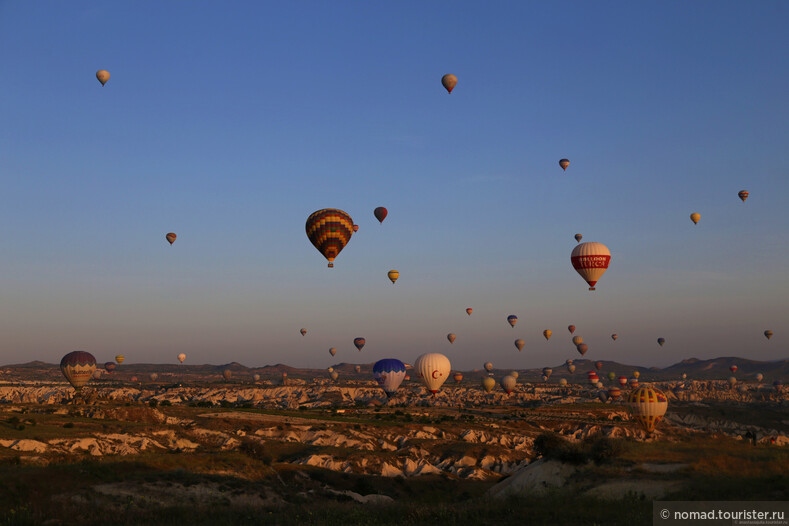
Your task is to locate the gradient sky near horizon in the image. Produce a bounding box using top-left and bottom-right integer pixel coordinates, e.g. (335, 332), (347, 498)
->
(1, 1), (787, 370)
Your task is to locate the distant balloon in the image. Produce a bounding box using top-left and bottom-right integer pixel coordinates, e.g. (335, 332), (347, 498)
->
(223, 369), (232, 381)
(306, 209), (354, 268)
(115, 355), (125, 365)
(166, 233), (177, 245)
(331, 371), (339, 381)
(574, 233), (582, 243)
(618, 376), (628, 387)
(598, 391), (608, 403)
(93, 370), (102, 380)
(633, 371), (640, 379)
(730, 365), (738, 374)
(510, 371), (519, 379)
(414, 353), (451, 394)
(300, 328), (307, 336)
(542, 367), (552, 378)
(374, 207), (388, 223)
(566, 359), (573, 366)
(131, 376), (138, 382)
(681, 373), (687, 380)
(500, 375), (517, 395)
(755, 373), (763, 382)
(96, 69), (110, 86)
(507, 315), (518, 328)
(572, 336), (584, 346)
(607, 388), (621, 401)
(657, 338), (665, 347)
(441, 74), (457, 94)
(608, 372), (616, 381)
(690, 213), (701, 225)
(373, 359), (406, 397)
(568, 325), (576, 335)
(60, 351), (96, 391)
(466, 308), (473, 316)
(352, 224), (359, 232)
(628, 377), (639, 389)
(329, 347), (337, 357)
(484, 362), (493, 372)
(595, 361), (603, 371)
(177, 353), (186, 364)
(253, 374), (260, 381)
(150, 373), (158, 381)
(453, 372), (463, 383)
(386, 270), (400, 285)
(611, 334), (618, 341)
(588, 372), (599, 385)
(481, 376), (496, 393)
(543, 330), (552, 340)
(514, 339), (525, 351)
(567, 364), (576, 374)
(576, 343), (588, 356)
(447, 333), (456, 344)
(104, 362), (116, 373)
(728, 376), (737, 387)
(558, 378), (567, 387)
(764, 330), (773, 340)
(354, 338), (366, 351)
(354, 365), (361, 374)
(571, 242), (611, 291)
(559, 159), (570, 171)
(738, 190), (749, 202)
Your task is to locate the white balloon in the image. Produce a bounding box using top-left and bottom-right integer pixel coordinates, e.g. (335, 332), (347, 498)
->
(414, 353), (451, 394)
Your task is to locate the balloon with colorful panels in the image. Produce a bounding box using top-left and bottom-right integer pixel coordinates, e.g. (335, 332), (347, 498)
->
(607, 387), (622, 401)
(559, 159), (570, 171)
(571, 242), (611, 291)
(633, 371), (640, 379)
(354, 337), (366, 351)
(484, 362), (493, 372)
(104, 362), (116, 373)
(738, 190), (749, 202)
(300, 328), (307, 336)
(657, 338), (665, 347)
(764, 330), (773, 340)
(305, 209), (354, 268)
(373, 359), (406, 397)
(387, 270), (399, 284)
(730, 365), (738, 374)
(574, 233), (582, 243)
(466, 308), (473, 316)
(60, 351), (97, 391)
(543, 329), (552, 340)
(115, 355), (125, 365)
(166, 233), (176, 245)
(507, 315), (518, 328)
(611, 334), (618, 341)
(453, 372), (463, 383)
(595, 361), (603, 371)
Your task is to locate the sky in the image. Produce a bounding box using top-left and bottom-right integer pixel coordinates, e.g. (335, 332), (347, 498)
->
(0, 1), (787, 370)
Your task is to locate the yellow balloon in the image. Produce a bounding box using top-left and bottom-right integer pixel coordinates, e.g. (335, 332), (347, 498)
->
(543, 329), (552, 340)
(387, 270), (399, 284)
(96, 69), (110, 86)
(690, 213), (700, 225)
(115, 355), (125, 365)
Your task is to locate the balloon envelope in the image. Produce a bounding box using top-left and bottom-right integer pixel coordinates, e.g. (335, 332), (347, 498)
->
(764, 330), (773, 340)
(574, 233), (582, 243)
(611, 334), (618, 341)
(96, 69), (110, 86)
(453, 372), (463, 383)
(572, 336), (583, 346)
(567, 364), (576, 373)
(690, 213), (701, 225)
(559, 159), (570, 171)
(482, 376), (496, 392)
(354, 338), (366, 351)
(305, 209), (354, 268)
(300, 328), (307, 336)
(738, 190), (749, 202)
(387, 270), (399, 284)
(223, 369), (232, 380)
(514, 339), (525, 351)
(331, 371), (339, 381)
(595, 361), (603, 371)
(354, 365), (361, 374)
(177, 353), (186, 363)
(576, 343), (588, 356)
(165, 233), (176, 245)
(542, 367), (552, 378)
(60, 351), (97, 391)
(104, 362), (116, 373)
(466, 308), (473, 315)
(329, 347), (337, 357)
(373, 359), (406, 397)
(500, 375), (516, 394)
(568, 325), (576, 334)
(150, 373), (158, 381)
(414, 353), (451, 394)
(507, 315), (518, 328)
(115, 355), (125, 365)
(441, 74), (457, 93)
(484, 362), (493, 372)
(657, 338), (665, 347)
(571, 242), (611, 291)
(543, 330), (552, 340)
(629, 387), (668, 434)
(559, 378), (567, 386)
(374, 207), (388, 223)
(447, 333), (456, 344)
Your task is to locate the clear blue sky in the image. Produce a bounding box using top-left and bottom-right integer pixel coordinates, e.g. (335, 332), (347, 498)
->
(1, 1), (787, 370)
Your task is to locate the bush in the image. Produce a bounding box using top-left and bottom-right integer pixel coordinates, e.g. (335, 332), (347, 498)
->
(534, 432), (626, 465)
(148, 400), (158, 408)
(159, 400), (172, 407)
(589, 437), (626, 463)
(63, 422), (74, 428)
(533, 432), (566, 458)
(6, 416), (20, 426)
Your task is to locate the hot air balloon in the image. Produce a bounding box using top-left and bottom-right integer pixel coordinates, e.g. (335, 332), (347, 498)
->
(681, 373), (687, 380)
(374, 207), (388, 223)
(567, 364), (576, 374)
(597, 391), (608, 403)
(607, 387), (621, 401)
(507, 315), (518, 328)
(305, 209), (354, 268)
(514, 339), (525, 351)
(628, 386), (668, 433)
(738, 190), (749, 202)
(690, 213), (700, 225)
(482, 376), (495, 393)
(223, 369), (232, 381)
(104, 362), (116, 373)
(414, 353), (451, 394)
(328, 367), (334, 372)
(373, 359), (406, 397)
(764, 330), (773, 340)
(559, 378), (567, 387)
(177, 353), (186, 364)
(608, 372), (616, 381)
(92, 370), (102, 380)
(572, 336), (583, 346)
(115, 355), (125, 365)
(568, 325), (576, 335)
(574, 233), (582, 243)
(441, 74), (457, 94)
(387, 270), (399, 284)
(447, 333), (456, 344)
(633, 371), (640, 379)
(300, 328), (307, 336)
(453, 372), (463, 383)
(60, 351), (96, 391)
(352, 224), (359, 232)
(559, 159), (570, 171)
(354, 338), (366, 351)
(571, 242), (611, 291)
(628, 377), (639, 389)
(730, 365), (738, 374)
(576, 343), (588, 356)
(611, 334), (618, 341)
(253, 374), (260, 381)
(755, 373), (764, 382)
(466, 308), (473, 316)
(566, 359), (574, 366)
(484, 362), (493, 372)
(657, 338), (665, 347)
(331, 371), (339, 381)
(500, 375), (516, 395)
(618, 376), (628, 387)
(354, 365), (362, 374)
(329, 347), (337, 357)
(150, 373), (158, 381)
(166, 233), (176, 245)
(96, 69), (110, 86)
(543, 330), (552, 340)
(542, 367), (552, 378)
(131, 376), (138, 382)
(728, 376), (737, 387)
(595, 361), (603, 371)
(510, 371), (519, 379)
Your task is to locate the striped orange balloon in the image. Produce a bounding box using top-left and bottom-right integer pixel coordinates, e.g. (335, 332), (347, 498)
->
(305, 209), (354, 268)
